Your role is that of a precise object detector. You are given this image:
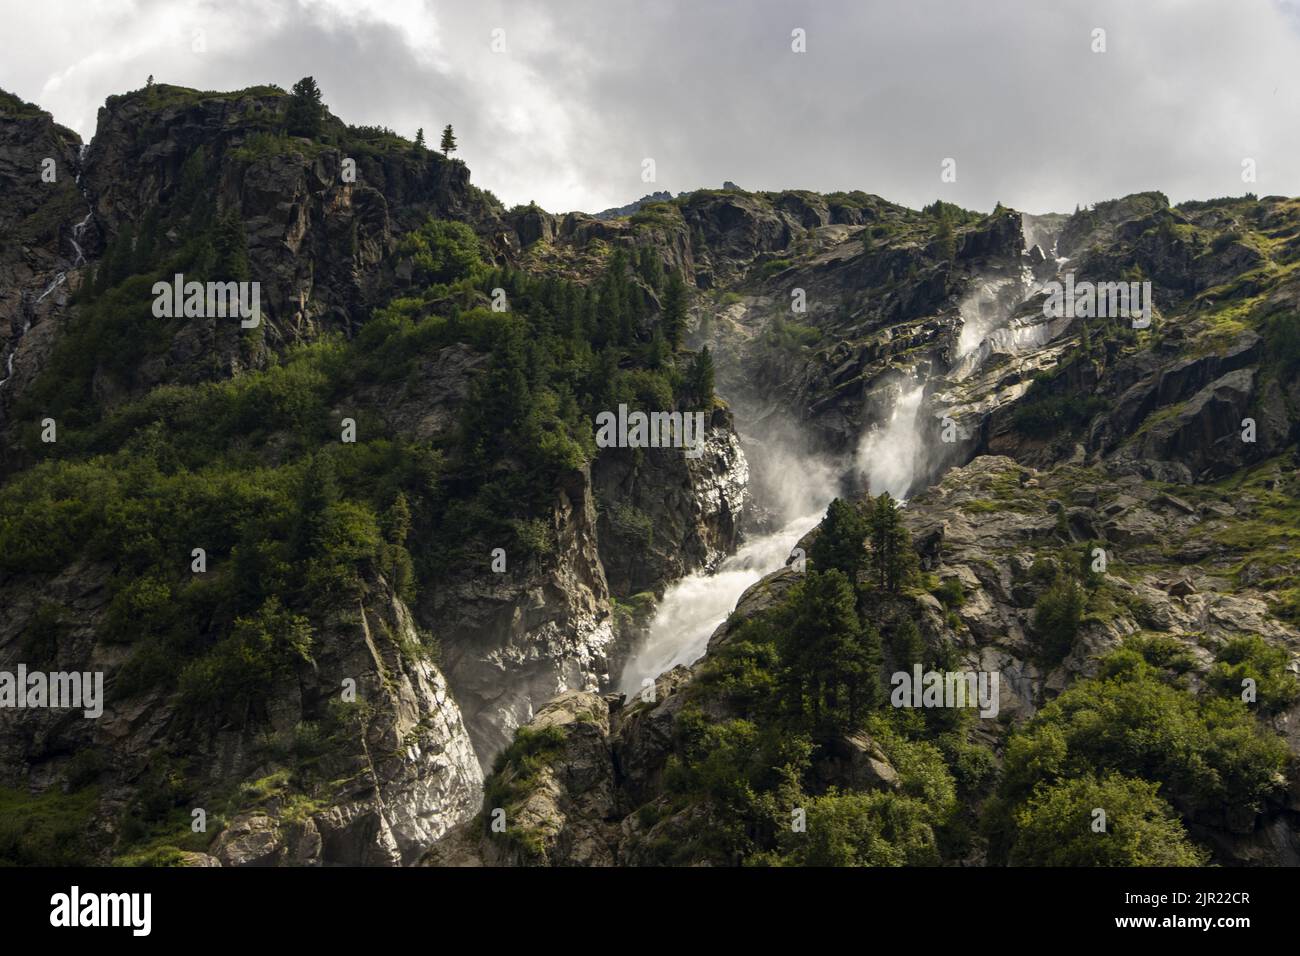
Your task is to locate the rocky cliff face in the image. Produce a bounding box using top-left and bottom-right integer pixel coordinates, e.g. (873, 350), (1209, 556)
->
(205, 579), (485, 866)
(0, 560), (483, 865)
(455, 188), (1300, 868)
(5, 78), (1299, 868)
(424, 416), (749, 769)
(593, 406), (748, 597)
(0, 91), (93, 412)
(83, 86), (503, 333)
(0, 82), (757, 867)
(425, 465), (617, 766)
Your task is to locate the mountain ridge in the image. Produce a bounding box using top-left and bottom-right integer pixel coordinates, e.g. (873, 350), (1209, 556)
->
(1, 80), (1297, 867)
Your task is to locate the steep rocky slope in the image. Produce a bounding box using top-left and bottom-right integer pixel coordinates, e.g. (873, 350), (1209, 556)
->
(3, 78), (1298, 868)
(450, 189), (1300, 867)
(440, 455), (1300, 866)
(0, 83), (747, 865)
(0, 90), (93, 403)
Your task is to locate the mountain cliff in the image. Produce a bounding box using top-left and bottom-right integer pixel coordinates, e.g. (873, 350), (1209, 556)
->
(448, 188), (1300, 866)
(0, 82), (746, 865)
(2, 78), (1297, 868)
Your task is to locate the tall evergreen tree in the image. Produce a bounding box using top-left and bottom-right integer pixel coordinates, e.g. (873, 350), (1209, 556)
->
(106, 223), (136, 285)
(779, 570), (881, 734)
(135, 208), (161, 273)
(289, 452), (340, 563)
(214, 210), (250, 281)
(637, 246), (664, 292)
(868, 492), (918, 593)
(686, 346), (715, 408)
(286, 76), (324, 138)
(935, 206), (957, 261)
(888, 617), (926, 670)
(811, 498), (870, 577)
(440, 124), (458, 155)
(646, 327), (670, 370)
(661, 270), (688, 349)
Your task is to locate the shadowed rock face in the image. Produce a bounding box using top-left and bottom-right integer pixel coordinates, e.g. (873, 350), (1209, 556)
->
(593, 406), (748, 597)
(0, 93), (93, 409)
(0, 82), (756, 866)
(81, 86), (501, 351)
(426, 464), (617, 768)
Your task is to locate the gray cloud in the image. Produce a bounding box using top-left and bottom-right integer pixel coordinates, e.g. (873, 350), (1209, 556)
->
(3, 0), (1299, 214)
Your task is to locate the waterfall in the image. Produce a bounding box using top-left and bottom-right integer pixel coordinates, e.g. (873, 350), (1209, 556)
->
(615, 508), (824, 696)
(612, 230), (1068, 698)
(854, 379), (926, 500)
(616, 377), (931, 695)
(70, 212), (92, 266)
(34, 272), (67, 304)
(0, 203), (93, 390)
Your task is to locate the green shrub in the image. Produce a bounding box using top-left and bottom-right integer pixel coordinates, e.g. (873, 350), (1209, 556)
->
(767, 789), (940, 866)
(1033, 575), (1084, 664)
(994, 654), (1288, 843)
(1009, 774), (1209, 866)
(1208, 634), (1300, 714)
(932, 576), (965, 609)
(396, 218), (486, 288)
(483, 723), (568, 831)
(0, 787), (100, 866)
(177, 598), (313, 718)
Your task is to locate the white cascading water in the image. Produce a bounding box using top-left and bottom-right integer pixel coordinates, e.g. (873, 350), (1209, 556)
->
(853, 380), (926, 500)
(615, 508), (826, 695)
(70, 212), (92, 266)
(0, 273), (67, 389)
(616, 378), (929, 696)
(0, 205), (93, 389)
(951, 265), (1043, 381)
(615, 227), (1060, 696)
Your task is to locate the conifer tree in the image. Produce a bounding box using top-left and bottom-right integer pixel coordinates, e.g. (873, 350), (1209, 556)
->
(779, 570), (882, 734)
(811, 498), (869, 577)
(868, 492), (918, 593)
(889, 617), (926, 670)
(637, 246), (664, 292)
(214, 210), (250, 281)
(686, 346), (715, 408)
(935, 206), (957, 261)
(661, 271), (688, 349)
(286, 77), (325, 138)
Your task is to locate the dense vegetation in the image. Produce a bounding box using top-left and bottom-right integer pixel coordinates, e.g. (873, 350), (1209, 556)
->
(4, 78), (1298, 869)
(0, 122), (718, 860)
(2, 195), (716, 682)
(598, 491), (1295, 867)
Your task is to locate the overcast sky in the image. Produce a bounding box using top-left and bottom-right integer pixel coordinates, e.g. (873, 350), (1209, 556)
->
(4, 0), (1300, 215)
